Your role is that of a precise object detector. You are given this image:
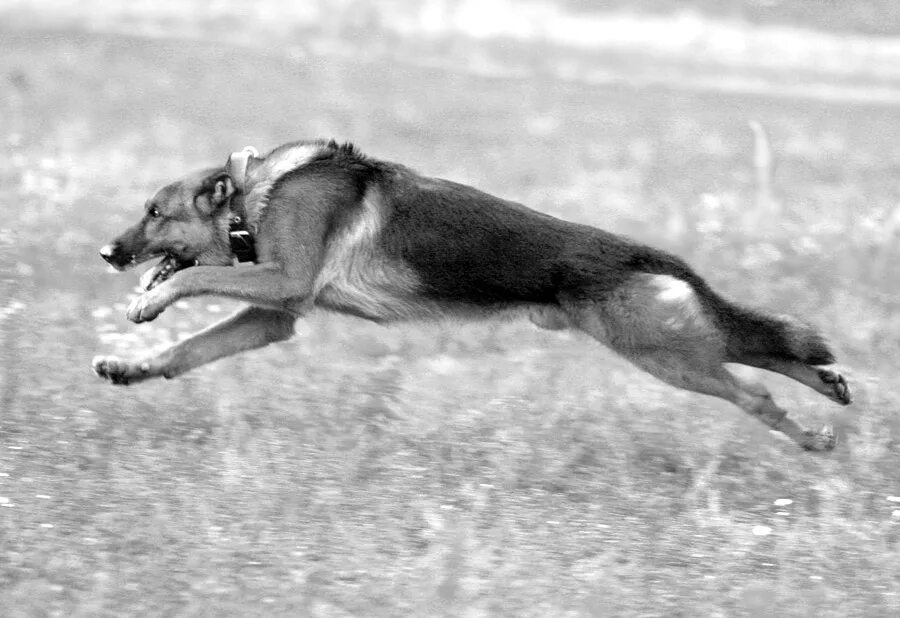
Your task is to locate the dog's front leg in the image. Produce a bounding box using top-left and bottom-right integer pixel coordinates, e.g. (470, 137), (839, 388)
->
(126, 280), (180, 323)
(94, 305), (297, 385)
(126, 263), (309, 323)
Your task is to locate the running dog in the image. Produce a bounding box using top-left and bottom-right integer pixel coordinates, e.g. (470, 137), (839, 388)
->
(93, 140), (851, 451)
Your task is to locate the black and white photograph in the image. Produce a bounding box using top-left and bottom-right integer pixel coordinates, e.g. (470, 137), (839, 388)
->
(1, 1), (898, 615)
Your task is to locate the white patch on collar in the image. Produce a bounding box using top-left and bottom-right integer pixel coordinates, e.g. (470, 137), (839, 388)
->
(242, 143), (325, 230)
(227, 146), (258, 191)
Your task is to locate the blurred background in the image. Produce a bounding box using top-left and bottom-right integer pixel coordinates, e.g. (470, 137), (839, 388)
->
(1, 1), (899, 616)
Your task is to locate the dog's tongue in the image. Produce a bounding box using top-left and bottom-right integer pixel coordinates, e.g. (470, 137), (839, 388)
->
(140, 256), (179, 291)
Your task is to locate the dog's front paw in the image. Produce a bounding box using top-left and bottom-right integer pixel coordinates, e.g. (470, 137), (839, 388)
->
(92, 355), (152, 385)
(126, 289), (168, 323)
(800, 424), (837, 452)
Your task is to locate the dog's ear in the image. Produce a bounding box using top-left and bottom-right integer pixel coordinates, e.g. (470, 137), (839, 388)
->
(211, 174), (235, 208)
(195, 170), (234, 215)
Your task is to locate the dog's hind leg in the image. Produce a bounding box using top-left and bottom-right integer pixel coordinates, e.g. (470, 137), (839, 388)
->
(625, 352), (836, 451)
(561, 274), (835, 450)
(93, 305), (296, 385)
(730, 356), (851, 405)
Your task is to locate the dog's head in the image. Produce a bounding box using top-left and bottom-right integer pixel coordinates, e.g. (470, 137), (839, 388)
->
(99, 167), (239, 286)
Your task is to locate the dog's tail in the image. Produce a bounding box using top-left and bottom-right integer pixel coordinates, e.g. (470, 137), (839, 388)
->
(705, 294), (835, 365)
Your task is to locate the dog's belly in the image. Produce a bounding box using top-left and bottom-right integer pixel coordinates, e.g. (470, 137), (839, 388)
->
(312, 258), (433, 322)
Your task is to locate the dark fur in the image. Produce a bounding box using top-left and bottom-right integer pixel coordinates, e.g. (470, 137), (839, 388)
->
(94, 140), (851, 451)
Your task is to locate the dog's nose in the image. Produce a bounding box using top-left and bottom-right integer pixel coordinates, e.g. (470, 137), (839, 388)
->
(99, 243), (119, 263)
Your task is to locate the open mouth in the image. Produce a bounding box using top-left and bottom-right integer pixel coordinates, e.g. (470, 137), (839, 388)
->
(139, 254), (196, 291)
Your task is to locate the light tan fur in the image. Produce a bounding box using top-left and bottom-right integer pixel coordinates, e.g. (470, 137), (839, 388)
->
(312, 191), (423, 321)
(562, 273), (722, 353)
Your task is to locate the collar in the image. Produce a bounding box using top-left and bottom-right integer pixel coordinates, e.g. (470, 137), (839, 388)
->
(226, 147), (259, 263)
(228, 214), (256, 263)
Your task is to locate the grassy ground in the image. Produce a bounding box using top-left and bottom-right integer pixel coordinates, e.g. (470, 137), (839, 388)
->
(1, 19), (900, 618)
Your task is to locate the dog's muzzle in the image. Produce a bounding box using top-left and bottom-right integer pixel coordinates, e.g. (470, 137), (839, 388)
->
(99, 242), (132, 270)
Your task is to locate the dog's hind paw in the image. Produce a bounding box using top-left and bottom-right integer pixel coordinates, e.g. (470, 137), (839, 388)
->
(817, 369), (852, 405)
(92, 355), (151, 386)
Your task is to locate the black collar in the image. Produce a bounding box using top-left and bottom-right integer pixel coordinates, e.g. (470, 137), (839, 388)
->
(226, 147), (259, 263)
(228, 213), (256, 263)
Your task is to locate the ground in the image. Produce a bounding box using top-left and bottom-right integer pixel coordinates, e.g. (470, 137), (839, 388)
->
(1, 3), (899, 616)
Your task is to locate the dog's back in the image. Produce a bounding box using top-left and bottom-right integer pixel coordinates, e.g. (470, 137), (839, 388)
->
(289, 147), (832, 370)
(295, 149), (702, 318)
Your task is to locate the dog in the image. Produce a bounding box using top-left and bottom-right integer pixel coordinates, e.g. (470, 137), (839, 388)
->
(93, 139), (851, 451)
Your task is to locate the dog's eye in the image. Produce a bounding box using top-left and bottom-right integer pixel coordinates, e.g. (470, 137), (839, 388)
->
(148, 206), (161, 218)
